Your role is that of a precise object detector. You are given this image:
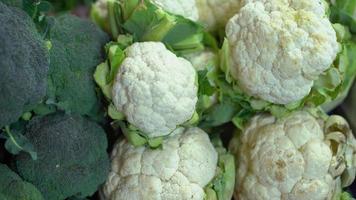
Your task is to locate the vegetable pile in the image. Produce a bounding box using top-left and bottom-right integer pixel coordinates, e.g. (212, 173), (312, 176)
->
(0, 0), (355, 200)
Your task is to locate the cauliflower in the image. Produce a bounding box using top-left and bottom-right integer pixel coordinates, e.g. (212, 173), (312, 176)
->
(151, 0), (199, 21)
(111, 42), (198, 138)
(195, 0), (241, 31)
(90, 0), (205, 54)
(233, 111), (356, 200)
(183, 49), (217, 71)
(92, 0), (199, 23)
(102, 127), (235, 200)
(225, 0), (339, 104)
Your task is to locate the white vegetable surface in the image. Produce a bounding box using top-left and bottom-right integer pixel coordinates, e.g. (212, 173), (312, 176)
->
(195, 0), (241, 31)
(102, 127), (218, 200)
(225, 0), (339, 104)
(234, 111), (356, 200)
(112, 42), (198, 138)
(151, 0), (199, 21)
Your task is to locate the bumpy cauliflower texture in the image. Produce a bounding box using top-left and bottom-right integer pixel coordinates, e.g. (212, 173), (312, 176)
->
(183, 49), (216, 71)
(151, 0), (199, 21)
(226, 0), (339, 104)
(102, 127), (218, 200)
(235, 111), (356, 200)
(196, 0), (241, 31)
(112, 42), (198, 137)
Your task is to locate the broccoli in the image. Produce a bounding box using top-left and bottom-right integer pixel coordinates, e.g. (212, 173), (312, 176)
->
(0, 0), (22, 7)
(45, 14), (109, 119)
(0, 2), (49, 128)
(0, 164), (44, 200)
(16, 113), (110, 200)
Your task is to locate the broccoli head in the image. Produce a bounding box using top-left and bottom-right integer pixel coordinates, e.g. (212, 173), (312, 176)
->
(0, 164), (44, 200)
(0, 0), (22, 7)
(46, 14), (109, 119)
(0, 2), (49, 128)
(16, 113), (110, 200)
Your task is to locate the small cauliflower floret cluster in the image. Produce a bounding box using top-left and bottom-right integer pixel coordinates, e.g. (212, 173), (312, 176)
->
(226, 0), (339, 104)
(102, 127), (218, 200)
(112, 42), (198, 138)
(196, 0), (241, 31)
(151, 0), (199, 21)
(235, 111), (356, 200)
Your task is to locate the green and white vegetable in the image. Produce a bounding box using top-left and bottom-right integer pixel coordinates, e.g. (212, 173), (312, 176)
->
(208, 0), (356, 123)
(231, 111), (356, 200)
(95, 40), (198, 147)
(91, 0), (205, 54)
(102, 127), (235, 200)
(195, 0), (241, 32)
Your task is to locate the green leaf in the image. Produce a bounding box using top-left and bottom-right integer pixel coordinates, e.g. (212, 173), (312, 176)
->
(3, 126), (37, 160)
(198, 70), (215, 97)
(199, 96), (240, 128)
(205, 135), (235, 200)
(108, 103), (125, 120)
(32, 103), (56, 116)
(107, 45), (125, 82)
(330, 0), (356, 33)
(119, 121), (147, 147)
(94, 62), (113, 100)
(110, 0), (205, 54)
(147, 137), (163, 149)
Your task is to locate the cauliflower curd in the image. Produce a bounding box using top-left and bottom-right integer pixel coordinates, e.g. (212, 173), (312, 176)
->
(151, 0), (199, 21)
(112, 42), (198, 137)
(235, 111), (356, 200)
(102, 127), (218, 200)
(196, 0), (241, 31)
(226, 0), (339, 104)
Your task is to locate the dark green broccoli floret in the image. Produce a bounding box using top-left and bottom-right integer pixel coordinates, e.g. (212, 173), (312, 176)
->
(0, 164), (44, 200)
(46, 14), (109, 119)
(16, 113), (110, 200)
(0, 2), (49, 128)
(0, 0), (22, 7)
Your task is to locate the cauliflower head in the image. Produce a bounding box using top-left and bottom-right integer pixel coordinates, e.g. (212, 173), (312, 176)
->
(235, 111), (356, 200)
(151, 0), (199, 21)
(225, 0), (339, 104)
(196, 0), (241, 31)
(183, 49), (217, 71)
(102, 127), (218, 200)
(112, 42), (198, 138)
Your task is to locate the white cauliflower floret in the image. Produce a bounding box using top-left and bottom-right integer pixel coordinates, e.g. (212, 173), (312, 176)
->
(183, 49), (216, 71)
(235, 111), (356, 200)
(151, 0), (199, 21)
(92, 0), (108, 19)
(225, 0), (339, 104)
(196, 0), (241, 31)
(102, 127), (218, 200)
(112, 42), (198, 138)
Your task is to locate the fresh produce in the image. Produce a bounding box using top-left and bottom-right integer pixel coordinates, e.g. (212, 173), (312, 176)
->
(0, 0), (356, 199)
(102, 127), (235, 200)
(43, 14), (109, 120)
(0, 2), (49, 128)
(0, 164), (44, 200)
(95, 41), (198, 147)
(16, 113), (110, 200)
(207, 0), (356, 124)
(231, 111), (356, 200)
(91, 0), (205, 54)
(195, 0), (241, 32)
